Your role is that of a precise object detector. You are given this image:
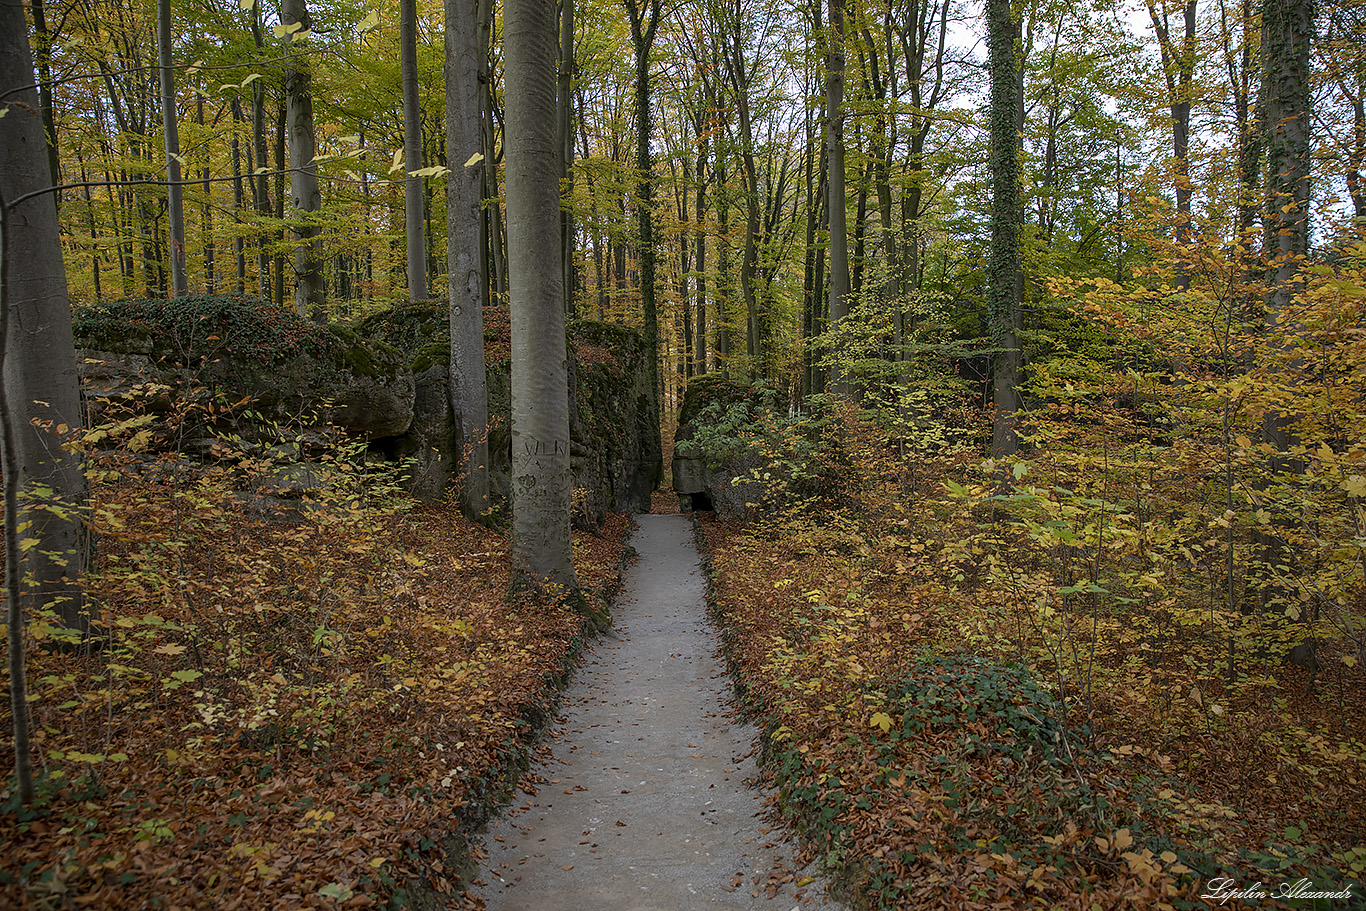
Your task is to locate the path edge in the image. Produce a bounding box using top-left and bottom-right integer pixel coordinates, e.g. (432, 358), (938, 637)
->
(689, 513), (867, 910)
(391, 517), (638, 911)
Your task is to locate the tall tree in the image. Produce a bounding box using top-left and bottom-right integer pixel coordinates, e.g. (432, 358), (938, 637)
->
(826, 0), (851, 394)
(560, 0), (576, 315)
(987, 0), (1022, 456)
(30, 0), (60, 192)
(281, 0), (326, 318)
(1263, 0), (1313, 308)
(447, 0), (493, 517)
(506, 0), (578, 589)
(1147, 0), (1199, 290)
(624, 0), (664, 400)
(1, 4), (91, 631)
(157, 0), (187, 295)
(402, 0), (430, 301)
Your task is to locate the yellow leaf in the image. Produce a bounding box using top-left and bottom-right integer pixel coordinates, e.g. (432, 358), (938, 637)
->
(153, 643), (187, 656)
(868, 711), (893, 733)
(463, 152), (485, 168)
(1112, 828), (1134, 851)
(1160, 851), (1178, 864)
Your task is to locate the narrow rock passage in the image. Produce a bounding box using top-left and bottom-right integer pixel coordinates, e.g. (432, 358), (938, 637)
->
(470, 515), (843, 910)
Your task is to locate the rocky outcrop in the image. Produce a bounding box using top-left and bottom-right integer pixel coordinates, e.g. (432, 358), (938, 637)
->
(74, 296), (660, 521)
(671, 374), (769, 519)
(359, 303), (660, 521)
(75, 296), (414, 448)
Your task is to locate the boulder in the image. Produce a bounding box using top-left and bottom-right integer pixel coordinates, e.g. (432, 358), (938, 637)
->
(74, 296), (414, 444)
(671, 374), (767, 519)
(356, 302), (660, 519)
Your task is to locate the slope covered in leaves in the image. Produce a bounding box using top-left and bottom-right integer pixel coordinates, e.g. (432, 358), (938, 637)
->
(1, 451), (628, 909)
(693, 404), (1365, 911)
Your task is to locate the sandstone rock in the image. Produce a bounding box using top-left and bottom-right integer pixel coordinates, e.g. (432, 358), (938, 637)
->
(356, 302), (660, 519)
(74, 296), (414, 443)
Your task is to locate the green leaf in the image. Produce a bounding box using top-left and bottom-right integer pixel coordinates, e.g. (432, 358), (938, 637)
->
(318, 883), (354, 900)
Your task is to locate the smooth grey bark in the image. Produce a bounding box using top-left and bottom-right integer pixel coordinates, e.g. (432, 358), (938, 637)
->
(31, 0), (60, 192)
(447, 0), (492, 517)
(251, 6), (271, 300)
(197, 95), (215, 293)
(825, 0), (851, 395)
(230, 97), (248, 293)
(281, 0), (326, 318)
(559, 0), (576, 316)
(403, 0), (430, 301)
(157, 0), (187, 295)
(723, 20), (763, 374)
(505, 0), (577, 589)
(987, 0), (1022, 457)
(0, 14), (90, 633)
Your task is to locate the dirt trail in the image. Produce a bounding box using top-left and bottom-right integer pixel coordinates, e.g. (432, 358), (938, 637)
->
(469, 514), (843, 910)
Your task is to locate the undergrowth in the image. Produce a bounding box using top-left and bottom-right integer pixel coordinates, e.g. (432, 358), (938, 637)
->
(1, 412), (628, 909)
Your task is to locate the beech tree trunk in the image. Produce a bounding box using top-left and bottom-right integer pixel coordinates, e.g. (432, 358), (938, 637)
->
(31, 0), (60, 193)
(158, 0), (187, 295)
(281, 0), (326, 318)
(1147, 0), (1198, 290)
(559, 0), (576, 316)
(825, 0), (851, 395)
(402, 0), (430, 301)
(505, 0), (577, 590)
(447, 0), (492, 517)
(1, 11), (90, 634)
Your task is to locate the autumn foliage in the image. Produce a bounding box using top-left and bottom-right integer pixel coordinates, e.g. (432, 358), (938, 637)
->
(1, 432), (628, 908)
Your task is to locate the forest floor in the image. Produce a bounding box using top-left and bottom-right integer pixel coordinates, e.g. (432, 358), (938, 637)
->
(692, 441), (1366, 911)
(1, 458), (632, 910)
(4, 418), (1364, 910)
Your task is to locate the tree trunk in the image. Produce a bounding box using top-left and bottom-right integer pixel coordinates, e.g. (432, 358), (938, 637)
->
(626, 0), (663, 417)
(1262, 0), (1312, 311)
(30, 0), (61, 193)
(505, 0), (577, 590)
(1, 14), (90, 633)
(447, 0), (492, 517)
(559, 0), (576, 316)
(281, 0), (326, 318)
(252, 6), (271, 301)
(158, 0), (187, 296)
(988, 0), (1022, 457)
(402, 0), (430, 301)
(197, 95), (215, 293)
(825, 0), (851, 395)
(693, 111), (708, 375)
(230, 97), (248, 293)
(1147, 0), (1198, 290)
(274, 101), (286, 310)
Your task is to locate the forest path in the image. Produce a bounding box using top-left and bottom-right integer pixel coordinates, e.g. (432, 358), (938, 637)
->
(469, 514), (843, 911)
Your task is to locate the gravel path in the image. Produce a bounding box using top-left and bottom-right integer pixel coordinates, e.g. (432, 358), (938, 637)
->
(469, 514), (844, 911)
